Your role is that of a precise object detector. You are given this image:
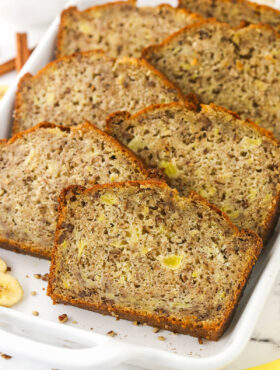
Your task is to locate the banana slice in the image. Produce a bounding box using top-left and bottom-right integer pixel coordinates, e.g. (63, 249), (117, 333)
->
(0, 258), (7, 273)
(0, 272), (23, 307)
(0, 85), (8, 100)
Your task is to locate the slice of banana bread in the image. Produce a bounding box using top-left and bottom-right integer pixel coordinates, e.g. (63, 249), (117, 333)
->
(48, 181), (262, 340)
(142, 20), (280, 139)
(179, 0), (280, 33)
(13, 51), (183, 134)
(0, 122), (151, 259)
(57, 1), (202, 58)
(106, 102), (280, 241)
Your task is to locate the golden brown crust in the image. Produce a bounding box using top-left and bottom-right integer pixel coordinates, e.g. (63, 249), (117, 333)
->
(48, 180), (262, 340)
(56, 1), (202, 58)
(0, 122), (152, 259)
(141, 18), (280, 60)
(0, 237), (50, 259)
(106, 101), (280, 243)
(178, 0), (280, 22)
(13, 50), (185, 134)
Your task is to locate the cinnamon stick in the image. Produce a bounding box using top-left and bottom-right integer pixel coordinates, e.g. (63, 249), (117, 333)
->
(0, 58), (15, 76)
(0, 47), (34, 76)
(15, 33), (30, 72)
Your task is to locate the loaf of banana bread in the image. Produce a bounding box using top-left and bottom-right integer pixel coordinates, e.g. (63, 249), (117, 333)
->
(142, 20), (280, 139)
(57, 1), (202, 58)
(13, 51), (184, 134)
(179, 0), (280, 33)
(0, 122), (150, 259)
(106, 102), (280, 241)
(48, 181), (262, 340)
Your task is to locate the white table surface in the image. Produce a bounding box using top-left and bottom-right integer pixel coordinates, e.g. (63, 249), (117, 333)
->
(0, 5), (280, 370)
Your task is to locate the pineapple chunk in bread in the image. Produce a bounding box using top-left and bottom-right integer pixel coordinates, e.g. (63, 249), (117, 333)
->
(48, 181), (262, 340)
(142, 20), (280, 139)
(106, 102), (280, 242)
(13, 50), (184, 134)
(0, 122), (151, 259)
(179, 0), (280, 33)
(57, 1), (202, 58)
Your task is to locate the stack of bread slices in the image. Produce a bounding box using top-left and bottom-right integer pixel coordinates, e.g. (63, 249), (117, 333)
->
(1, 0), (280, 341)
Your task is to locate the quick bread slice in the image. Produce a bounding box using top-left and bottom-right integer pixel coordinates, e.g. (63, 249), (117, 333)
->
(13, 50), (184, 134)
(48, 181), (262, 340)
(57, 1), (202, 58)
(0, 122), (151, 259)
(178, 0), (280, 33)
(106, 102), (280, 242)
(142, 20), (280, 139)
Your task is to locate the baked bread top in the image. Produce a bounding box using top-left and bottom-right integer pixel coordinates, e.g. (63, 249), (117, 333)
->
(0, 122), (150, 259)
(48, 180), (262, 340)
(13, 50), (184, 134)
(142, 20), (280, 140)
(106, 102), (280, 241)
(57, 1), (202, 58)
(179, 0), (280, 33)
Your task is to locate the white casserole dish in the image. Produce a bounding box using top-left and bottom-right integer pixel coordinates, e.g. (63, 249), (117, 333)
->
(0, 1), (280, 369)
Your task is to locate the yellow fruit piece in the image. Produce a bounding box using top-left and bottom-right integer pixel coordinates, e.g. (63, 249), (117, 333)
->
(79, 22), (92, 34)
(110, 174), (119, 182)
(44, 128), (62, 135)
(179, 61), (191, 71)
(245, 359), (280, 370)
(263, 193), (272, 204)
(141, 246), (151, 254)
(0, 272), (23, 307)
(255, 80), (267, 91)
(241, 137), (262, 148)
(128, 225), (141, 244)
(161, 255), (183, 270)
(220, 291), (226, 299)
(248, 188), (257, 201)
(45, 92), (56, 103)
(100, 193), (117, 205)
(97, 213), (105, 222)
(192, 271), (198, 278)
(221, 205), (239, 219)
(232, 33), (240, 45)
(198, 185), (216, 198)
(127, 137), (144, 152)
(61, 241), (68, 249)
(62, 278), (71, 289)
(159, 161), (180, 178)
(77, 240), (87, 259)
(0, 258), (7, 273)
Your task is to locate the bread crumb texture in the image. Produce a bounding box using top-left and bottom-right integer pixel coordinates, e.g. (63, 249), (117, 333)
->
(0, 123), (149, 258)
(14, 51), (183, 133)
(48, 181), (262, 340)
(57, 2), (202, 58)
(107, 102), (280, 240)
(143, 21), (280, 139)
(179, 0), (280, 33)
